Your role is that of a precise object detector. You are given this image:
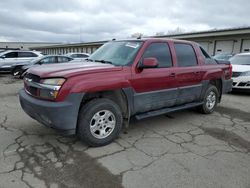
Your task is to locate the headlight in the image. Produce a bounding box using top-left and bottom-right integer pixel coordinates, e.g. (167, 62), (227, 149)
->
(41, 78), (65, 86)
(39, 78), (66, 100)
(240, 71), (250, 77)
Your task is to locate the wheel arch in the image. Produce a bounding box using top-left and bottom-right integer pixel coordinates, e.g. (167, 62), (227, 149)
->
(209, 79), (222, 102)
(79, 89), (130, 119)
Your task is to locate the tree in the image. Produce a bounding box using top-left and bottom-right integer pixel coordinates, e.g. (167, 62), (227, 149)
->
(167, 27), (185, 35)
(131, 32), (143, 38)
(155, 32), (165, 36)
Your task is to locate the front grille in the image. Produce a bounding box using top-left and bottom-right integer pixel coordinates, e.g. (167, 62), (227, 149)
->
(238, 82), (247, 87)
(232, 72), (242, 78)
(25, 73), (41, 83)
(24, 73), (41, 97)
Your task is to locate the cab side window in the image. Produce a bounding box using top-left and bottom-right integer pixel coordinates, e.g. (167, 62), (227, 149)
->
(143, 43), (172, 68)
(39, 57), (56, 64)
(4, 52), (18, 58)
(18, 52), (38, 57)
(174, 43), (198, 67)
(58, 56), (72, 63)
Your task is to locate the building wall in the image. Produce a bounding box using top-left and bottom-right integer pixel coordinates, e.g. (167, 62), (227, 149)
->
(38, 45), (101, 55)
(0, 42), (60, 51)
(30, 28), (250, 56)
(169, 34), (250, 56)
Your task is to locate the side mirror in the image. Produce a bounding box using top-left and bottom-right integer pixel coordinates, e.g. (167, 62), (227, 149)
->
(140, 57), (158, 69)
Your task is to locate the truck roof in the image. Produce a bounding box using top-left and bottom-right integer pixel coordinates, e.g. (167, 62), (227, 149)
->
(113, 38), (195, 44)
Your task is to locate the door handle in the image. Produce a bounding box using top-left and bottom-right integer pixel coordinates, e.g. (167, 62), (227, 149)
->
(194, 71), (200, 75)
(170, 73), (176, 77)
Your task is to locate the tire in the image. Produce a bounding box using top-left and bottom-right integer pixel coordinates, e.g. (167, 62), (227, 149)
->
(12, 67), (21, 77)
(198, 85), (219, 114)
(77, 98), (123, 147)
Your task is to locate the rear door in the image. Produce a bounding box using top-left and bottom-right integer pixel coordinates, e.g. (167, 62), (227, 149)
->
(131, 42), (178, 113)
(18, 52), (38, 62)
(174, 43), (202, 105)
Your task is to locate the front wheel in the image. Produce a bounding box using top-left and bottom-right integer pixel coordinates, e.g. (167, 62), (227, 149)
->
(77, 98), (123, 147)
(198, 85), (219, 114)
(12, 67), (22, 77)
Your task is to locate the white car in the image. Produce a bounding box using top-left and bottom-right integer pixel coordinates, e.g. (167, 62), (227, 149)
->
(0, 50), (43, 72)
(230, 53), (250, 91)
(66, 53), (90, 61)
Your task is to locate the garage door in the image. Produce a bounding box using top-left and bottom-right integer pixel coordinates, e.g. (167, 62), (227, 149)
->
(215, 40), (234, 54)
(198, 42), (209, 52)
(241, 39), (250, 53)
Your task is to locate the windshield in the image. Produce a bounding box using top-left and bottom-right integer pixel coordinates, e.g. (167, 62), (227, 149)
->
(230, 55), (250, 65)
(88, 41), (143, 66)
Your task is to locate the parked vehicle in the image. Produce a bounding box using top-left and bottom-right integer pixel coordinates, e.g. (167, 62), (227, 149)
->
(19, 39), (232, 146)
(230, 53), (250, 91)
(13, 55), (73, 78)
(66, 53), (90, 60)
(0, 50), (43, 72)
(213, 53), (234, 61)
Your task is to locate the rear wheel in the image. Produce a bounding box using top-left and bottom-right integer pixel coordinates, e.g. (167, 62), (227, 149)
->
(198, 85), (219, 114)
(77, 98), (123, 147)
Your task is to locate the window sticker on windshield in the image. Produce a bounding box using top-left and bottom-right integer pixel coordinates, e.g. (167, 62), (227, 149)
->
(125, 42), (139, 48)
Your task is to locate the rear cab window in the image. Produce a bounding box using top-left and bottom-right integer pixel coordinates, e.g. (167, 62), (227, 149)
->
(142, 42), (173, 68)
(174, 43), (198, 67)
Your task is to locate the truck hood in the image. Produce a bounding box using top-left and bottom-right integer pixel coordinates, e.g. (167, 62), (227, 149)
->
(232, 64), (250, 72)
(27, 62), (123, 78)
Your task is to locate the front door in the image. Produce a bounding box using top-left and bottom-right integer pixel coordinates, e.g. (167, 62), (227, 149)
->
(130, 42), (178, 113)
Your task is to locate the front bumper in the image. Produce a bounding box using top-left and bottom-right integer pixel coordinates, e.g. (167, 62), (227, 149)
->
(232, 76), (250, 90)
(19, 89), (84, 134)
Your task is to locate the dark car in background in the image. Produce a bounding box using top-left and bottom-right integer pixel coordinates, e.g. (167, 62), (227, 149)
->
(13, 55), (73, 78)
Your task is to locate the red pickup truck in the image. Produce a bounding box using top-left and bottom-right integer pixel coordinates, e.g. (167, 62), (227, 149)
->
(19, 38), (232, 146)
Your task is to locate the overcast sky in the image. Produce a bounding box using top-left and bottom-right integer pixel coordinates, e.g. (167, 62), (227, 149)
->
(0, 0), (249, 43)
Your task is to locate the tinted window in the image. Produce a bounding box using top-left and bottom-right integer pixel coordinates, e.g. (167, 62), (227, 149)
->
(39, 57), (56, 64)
(58, 56), (72, 63)
(143, 43), (172, 68)
(18, 52), (38, 57)
(175, 44), (198, 67)
(4, 52), (18, 58)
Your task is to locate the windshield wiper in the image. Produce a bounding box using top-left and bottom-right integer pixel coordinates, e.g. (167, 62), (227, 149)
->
(94, 59), (113, 65)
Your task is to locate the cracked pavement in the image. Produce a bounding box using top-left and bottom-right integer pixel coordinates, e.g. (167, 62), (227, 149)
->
(0, 74), (250, 188)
